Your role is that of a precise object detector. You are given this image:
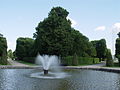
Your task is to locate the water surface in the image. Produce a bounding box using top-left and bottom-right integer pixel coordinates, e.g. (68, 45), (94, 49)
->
(0, 69), (120, 90)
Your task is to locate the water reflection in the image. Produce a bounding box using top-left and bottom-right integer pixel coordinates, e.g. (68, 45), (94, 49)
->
(0, 69), (119, 90)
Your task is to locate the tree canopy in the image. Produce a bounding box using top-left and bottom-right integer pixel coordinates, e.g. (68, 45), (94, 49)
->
(91, 39), (107, 61)
(33, 6), (96, 57)
(7, 49), (14, 60)
(15, 37), (34, 60)
(115, 33), (120, 66)
(0, 37), (7, 64)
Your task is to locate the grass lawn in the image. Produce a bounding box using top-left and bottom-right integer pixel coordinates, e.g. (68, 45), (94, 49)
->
(17, 60), (101, 67)
(17, 60), (36, 66)
(112, 62), (120, 67)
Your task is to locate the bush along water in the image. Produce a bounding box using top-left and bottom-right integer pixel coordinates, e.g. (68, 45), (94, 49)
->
(61, 56), (99, 66)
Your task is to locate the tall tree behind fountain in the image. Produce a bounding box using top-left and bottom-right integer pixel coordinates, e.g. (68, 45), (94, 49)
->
(32, 7), (72, 57)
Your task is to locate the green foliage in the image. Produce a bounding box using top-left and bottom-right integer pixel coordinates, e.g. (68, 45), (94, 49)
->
(72, 53), (78, 66)
(115, 38), (120, 58)
(22, 57), (35, 63)
(17, 60), (36, 66)
(0, 37), (7, 64)
(33, 6), (96, 57)
(70, 29), (96, 57)
(93, 58), (100, 63)
(106, 49), (113, 67)
(15, 37), (34, 60)
(117, 32), (120, 38)
(61, 56), (73, 65)
(91, 39), (107, 61)
(33, 7), (72, 56)
(115, 37), (120, 66)
(13, 51), (16, 60)
(62, 56), (99, 66)
(48, 7), (69, 19)
(7, 49), (14, 59)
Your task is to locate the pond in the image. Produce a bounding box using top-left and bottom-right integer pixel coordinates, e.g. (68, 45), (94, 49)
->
(0, 69), (120, 90)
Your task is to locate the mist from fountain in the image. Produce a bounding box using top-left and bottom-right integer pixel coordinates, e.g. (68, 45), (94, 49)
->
(31, 54), (69, 79)
(35, 54), (60, 71)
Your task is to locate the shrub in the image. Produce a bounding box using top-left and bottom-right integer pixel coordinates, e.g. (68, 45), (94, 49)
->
(62, 56), (99, 66)
(93, 58), (99, 64)
(61, 56), (73, 66)
(106, 49), (114, 67)
(72, 53), (78, 66)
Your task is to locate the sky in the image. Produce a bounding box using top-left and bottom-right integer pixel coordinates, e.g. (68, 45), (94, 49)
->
(0, 0), (120, 54)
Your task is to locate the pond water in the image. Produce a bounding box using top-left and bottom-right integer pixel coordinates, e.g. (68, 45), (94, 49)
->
(0, 69), (120, 90)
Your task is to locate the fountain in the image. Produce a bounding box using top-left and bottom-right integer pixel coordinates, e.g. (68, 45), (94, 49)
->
(35, 54), (60, 75)
(43, 69), (48, 75)
(31, 54), (69, 79)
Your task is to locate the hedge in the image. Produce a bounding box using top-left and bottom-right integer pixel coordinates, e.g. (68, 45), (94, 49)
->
(61, 56), (99, 66)
(22, 57), (35, 63)
(19, 56), (99, 66)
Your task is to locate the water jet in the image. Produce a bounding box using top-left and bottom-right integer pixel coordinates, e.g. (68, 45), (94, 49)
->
(31, 54), (69, 79)
(35, 54), (59, 75)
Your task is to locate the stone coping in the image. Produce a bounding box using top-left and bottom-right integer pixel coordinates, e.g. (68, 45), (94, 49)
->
(0, 65), (120, 73)
(64, 66), (120, 73)
(0, 65), (40, 69)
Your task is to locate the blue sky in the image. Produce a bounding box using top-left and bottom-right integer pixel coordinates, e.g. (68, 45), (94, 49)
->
(0, 0), (120, 54)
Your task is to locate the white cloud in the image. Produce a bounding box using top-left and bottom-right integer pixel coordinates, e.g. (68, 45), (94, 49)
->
(67, 17), (77, 27)
(112, 23), (120, 32)
(95, 26), (106, 31)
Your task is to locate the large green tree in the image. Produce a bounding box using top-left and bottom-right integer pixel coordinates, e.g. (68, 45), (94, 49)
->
(15, 37), (34, 60)
(33, 7), (96, 57)
(33, 7), (72, 56)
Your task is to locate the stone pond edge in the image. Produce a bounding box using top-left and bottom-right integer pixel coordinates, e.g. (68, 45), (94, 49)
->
(0, 65), (120, 73)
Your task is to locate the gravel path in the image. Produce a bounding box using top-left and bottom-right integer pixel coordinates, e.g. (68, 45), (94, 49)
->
(8, 59), (29, 66)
